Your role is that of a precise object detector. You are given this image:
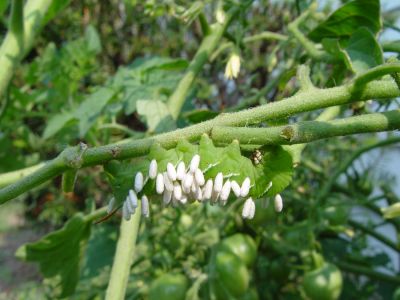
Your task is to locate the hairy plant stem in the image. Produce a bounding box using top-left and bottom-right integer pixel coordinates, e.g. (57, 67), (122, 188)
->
(105, 206), (141, 300)
(353, 63), (400, 89)
(0, 163), (46, 188)
(0, 77), (400, 204)
(0, 0), (52, 103)
(211, 110), (400, 145)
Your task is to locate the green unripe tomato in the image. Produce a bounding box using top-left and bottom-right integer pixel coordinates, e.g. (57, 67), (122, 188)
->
(214, 249), (250, 298)
(179, 213), (193, 229)
(148, 273), (189, 300)
(221, 233), (257, 267)
(302, 263), (343, 300)
(393, 287), (400, 300)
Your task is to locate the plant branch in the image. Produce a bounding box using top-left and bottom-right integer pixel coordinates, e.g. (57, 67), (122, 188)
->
(198, 12), (210, 35)
(336, 261), (400, 285)
(243, 31), (288, 43)
(84, 206), (108, 223)
(0, 162), (46, 188)
(317, 136), (400, 202)
(105, 207), (141, 300)
(382, 40), (400, 53)
(0, 0), (52, 103)
(287, 4), (336, 62)
(211, 110), (400, 145)
(353, 63), (400, 90)
(349, 219), (400, 252)
(167, 9), (238, 119)
(211, 30), (288, 61)
(1, 78), (400, 204)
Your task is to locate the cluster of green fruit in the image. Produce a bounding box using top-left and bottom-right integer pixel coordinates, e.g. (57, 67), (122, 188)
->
(147, 232), (343, 300)
(147, 233), (258, 300)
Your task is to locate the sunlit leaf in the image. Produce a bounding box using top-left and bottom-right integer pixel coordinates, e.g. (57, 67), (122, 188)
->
(136, 100), (176, 133)
(42, 111), (76, 139)
(308, 0), (381, 41)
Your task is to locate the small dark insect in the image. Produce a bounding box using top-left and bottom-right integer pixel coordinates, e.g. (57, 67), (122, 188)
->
(251, 149), (263, 165)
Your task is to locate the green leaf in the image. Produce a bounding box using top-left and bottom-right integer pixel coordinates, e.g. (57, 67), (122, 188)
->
(85, 24), (102, 54)
(308, 0), (381, 42)
(111, 57), (187, 115)
(42, 111), (76, 139)
(147, 140), (197, 171)
(205, 141), (251, 183)
(251, 146), (293, 198)
(42, 0), (72, 25)
(198, 134), (223, 172)
(321, 38), (349, 62)
(148, 143), (179, 172)
(15, 213), (92, 298)
(262, 145), (293, 196)
(136, 100), (176, 133)
(42, 86), (116, 139)
(343, 27), (383, 74)
(75, 87), (117, 137)
(175, 139), (198, 164)
(81, 224), (117, 279)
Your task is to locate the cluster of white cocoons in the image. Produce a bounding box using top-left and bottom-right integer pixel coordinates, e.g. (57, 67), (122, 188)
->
(109, 154), (283, 221)
(153, 155), (252, 209)
(120, 172), (150, 221)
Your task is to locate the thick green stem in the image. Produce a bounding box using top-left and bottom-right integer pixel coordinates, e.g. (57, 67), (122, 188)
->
(336, 261), (400, 284)
(10, 0), (24, 41)
(353, 63), (400, 89)
(382, 40), (400, 53)
(0, 0), (52, 102)
(0, 162), (45, 188)
(0, 78), (400, 204)
(211, 110), (400, 145)
(105, 207), (141, 300)
(167, 11), (236, 119)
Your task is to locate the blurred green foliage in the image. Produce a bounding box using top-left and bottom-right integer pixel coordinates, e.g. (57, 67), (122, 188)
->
(0, 0), (400, 299)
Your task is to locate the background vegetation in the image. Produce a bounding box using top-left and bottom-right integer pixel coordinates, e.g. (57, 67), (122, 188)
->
(0, 0), (400, 299)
